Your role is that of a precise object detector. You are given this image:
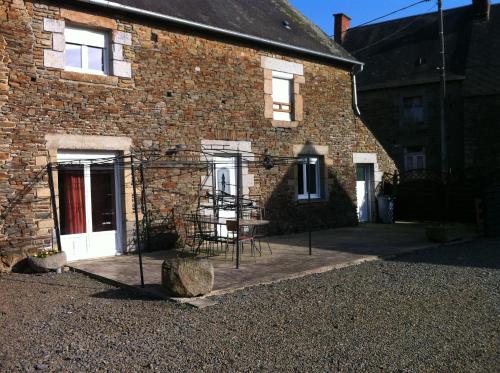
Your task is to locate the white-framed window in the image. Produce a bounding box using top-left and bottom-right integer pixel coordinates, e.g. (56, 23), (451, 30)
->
(297, 156), (321, 200)
(402, 96), (424, 125)
(64, 26), (109, 75)
(272, 71), (293, 121)
(404, 148), (426, 171)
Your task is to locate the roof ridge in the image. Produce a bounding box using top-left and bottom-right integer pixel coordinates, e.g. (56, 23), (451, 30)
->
(69, 0), (361, 65)
(274, 0), (357, 63)
(347, 3), (471, 32)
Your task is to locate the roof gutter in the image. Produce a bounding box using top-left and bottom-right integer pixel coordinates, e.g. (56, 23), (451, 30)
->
(72, 0), (363, 67)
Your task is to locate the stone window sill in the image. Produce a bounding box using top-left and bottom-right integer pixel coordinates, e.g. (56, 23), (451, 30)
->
(60, 70), (119, 86)
(271, 120), (299, 128)
(296, 198), (327, 205)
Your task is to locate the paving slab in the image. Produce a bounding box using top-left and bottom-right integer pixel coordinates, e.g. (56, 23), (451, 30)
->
(69, 223), (466, 302)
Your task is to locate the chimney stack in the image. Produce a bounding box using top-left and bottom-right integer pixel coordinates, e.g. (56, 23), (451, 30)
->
(334, 13), (351, 44)
(472, 0), (491, 20)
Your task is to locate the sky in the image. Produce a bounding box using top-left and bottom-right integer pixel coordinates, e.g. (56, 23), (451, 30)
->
(289, 0), (500, 35)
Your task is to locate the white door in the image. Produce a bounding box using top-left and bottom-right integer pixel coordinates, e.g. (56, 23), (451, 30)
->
(214, 156), (236, 236)
(57, 151), (122, 261)
(356, 164), (371, 223)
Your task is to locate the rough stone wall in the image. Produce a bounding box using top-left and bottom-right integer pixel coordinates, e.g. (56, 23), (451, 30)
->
(0, 0), (394, 267)
(463, 94), (500, 174)
(357, 81), (465, 173)
(0, 0), (53, 271)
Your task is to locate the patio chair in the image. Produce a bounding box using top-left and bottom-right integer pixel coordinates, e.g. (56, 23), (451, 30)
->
(193, 213), (226, 257)
(224, 219), (257, 261)
(244, 204), (272, 256)
(181, 213), (203, 253)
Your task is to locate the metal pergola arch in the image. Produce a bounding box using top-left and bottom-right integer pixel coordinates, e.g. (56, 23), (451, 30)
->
(47, 145), (317, 288)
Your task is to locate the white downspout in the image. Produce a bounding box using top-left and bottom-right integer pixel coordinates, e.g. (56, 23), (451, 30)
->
(352, 65), (363, 116)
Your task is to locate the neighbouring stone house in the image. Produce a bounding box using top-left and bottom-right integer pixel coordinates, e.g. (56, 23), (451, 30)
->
(339, 0), (500, 230)
(341, 0), (500, 176)
(0, 0), (394, 270)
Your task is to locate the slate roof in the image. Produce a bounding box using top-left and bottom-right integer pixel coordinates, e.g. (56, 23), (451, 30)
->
(462, 5), (500, 96)
(343, 5), (474, 89)
(75, 0), (358, 65)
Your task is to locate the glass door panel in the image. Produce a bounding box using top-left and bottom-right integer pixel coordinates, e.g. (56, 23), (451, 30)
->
(90, 164), (116, 232)
(58, 165), (87, 235)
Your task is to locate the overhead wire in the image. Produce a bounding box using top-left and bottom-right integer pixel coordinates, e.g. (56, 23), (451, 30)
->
(350, 3), (437, 54)
(351, 0), (433, 30)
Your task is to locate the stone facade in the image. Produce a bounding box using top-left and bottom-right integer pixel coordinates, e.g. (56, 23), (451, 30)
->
(0, 0), (394, 268)
(463, 95), (500, 174)
(356, 80), (466, 173)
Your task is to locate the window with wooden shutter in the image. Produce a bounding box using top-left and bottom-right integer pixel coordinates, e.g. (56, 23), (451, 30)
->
(272, 71), (293, 121)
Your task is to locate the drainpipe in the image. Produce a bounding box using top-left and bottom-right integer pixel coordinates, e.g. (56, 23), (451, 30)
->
(351, 64), (363, 116)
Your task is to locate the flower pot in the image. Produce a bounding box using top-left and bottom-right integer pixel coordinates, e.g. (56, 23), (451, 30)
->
(28, 252), (67, 273)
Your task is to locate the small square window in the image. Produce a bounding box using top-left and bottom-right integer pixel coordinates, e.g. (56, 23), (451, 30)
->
(402, 96), (424, 125)
(64, 26), (109, 75)
(404, 147), (426, 171)
(297, 156), (321, 200)
(272, 71), (293, 121)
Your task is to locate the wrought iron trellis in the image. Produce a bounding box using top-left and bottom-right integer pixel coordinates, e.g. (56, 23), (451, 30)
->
(46, 145), (317, 288)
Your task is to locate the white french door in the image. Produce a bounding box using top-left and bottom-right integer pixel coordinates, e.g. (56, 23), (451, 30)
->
(356, 164), (373, 223)
(57, 151), (122, 261)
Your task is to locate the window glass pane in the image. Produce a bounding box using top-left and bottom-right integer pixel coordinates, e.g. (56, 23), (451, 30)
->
(403, 96), (424, 124)
(58, 165), (86, 235)
(308, 163), (317, 194)
(414, 107), (424, 122)
(416, 155), (424, 169)
(273, 111), (292, 121)
(87, 46), (104, 72)
(90, 164), (116, 232)
(217, 168), (231, 194)
(405, 156), (414, 170)
(356, 166), (366, 181)
(65, 43), (82, 68)
(297, 164), (304, 195)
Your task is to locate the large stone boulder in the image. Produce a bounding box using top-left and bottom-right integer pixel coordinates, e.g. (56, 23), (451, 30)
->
(27, 252), (67, 273)
(161, 257), (214, 297)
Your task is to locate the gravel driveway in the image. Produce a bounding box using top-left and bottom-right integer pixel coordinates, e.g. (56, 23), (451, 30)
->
(1, 238), (499, 372)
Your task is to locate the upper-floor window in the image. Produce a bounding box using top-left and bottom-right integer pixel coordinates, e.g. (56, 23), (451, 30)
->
(404, 147), (426, 171)
(64, 26), (109, 75)
(402, 96), (424, 125)
(297, 156), (321, 200)
(272, 71), (293, 121)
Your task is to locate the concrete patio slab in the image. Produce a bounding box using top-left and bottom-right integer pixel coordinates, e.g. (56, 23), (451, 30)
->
(68, 223), (460, 303)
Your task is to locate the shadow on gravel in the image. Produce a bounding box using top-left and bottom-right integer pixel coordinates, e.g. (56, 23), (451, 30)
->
(0, 274), (106, 290)
(386, 238), (500, 270)
(91, 286), (163, 302)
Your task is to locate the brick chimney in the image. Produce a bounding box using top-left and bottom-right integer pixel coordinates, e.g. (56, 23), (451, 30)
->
(472, 0), (491, 19)
(334, 13), (351, 44)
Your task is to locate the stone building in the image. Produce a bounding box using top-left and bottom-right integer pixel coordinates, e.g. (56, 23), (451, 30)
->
(341, 0), (500, 176)
(0, 0), (393, 269)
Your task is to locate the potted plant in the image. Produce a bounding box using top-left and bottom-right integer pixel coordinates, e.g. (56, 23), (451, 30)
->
(28, 249), (67, 273)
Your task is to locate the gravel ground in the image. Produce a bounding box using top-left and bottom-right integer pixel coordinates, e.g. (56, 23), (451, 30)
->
(1, 238), (499, 372)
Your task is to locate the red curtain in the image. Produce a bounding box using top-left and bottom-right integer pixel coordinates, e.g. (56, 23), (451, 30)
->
(60, 169), (86, 234)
